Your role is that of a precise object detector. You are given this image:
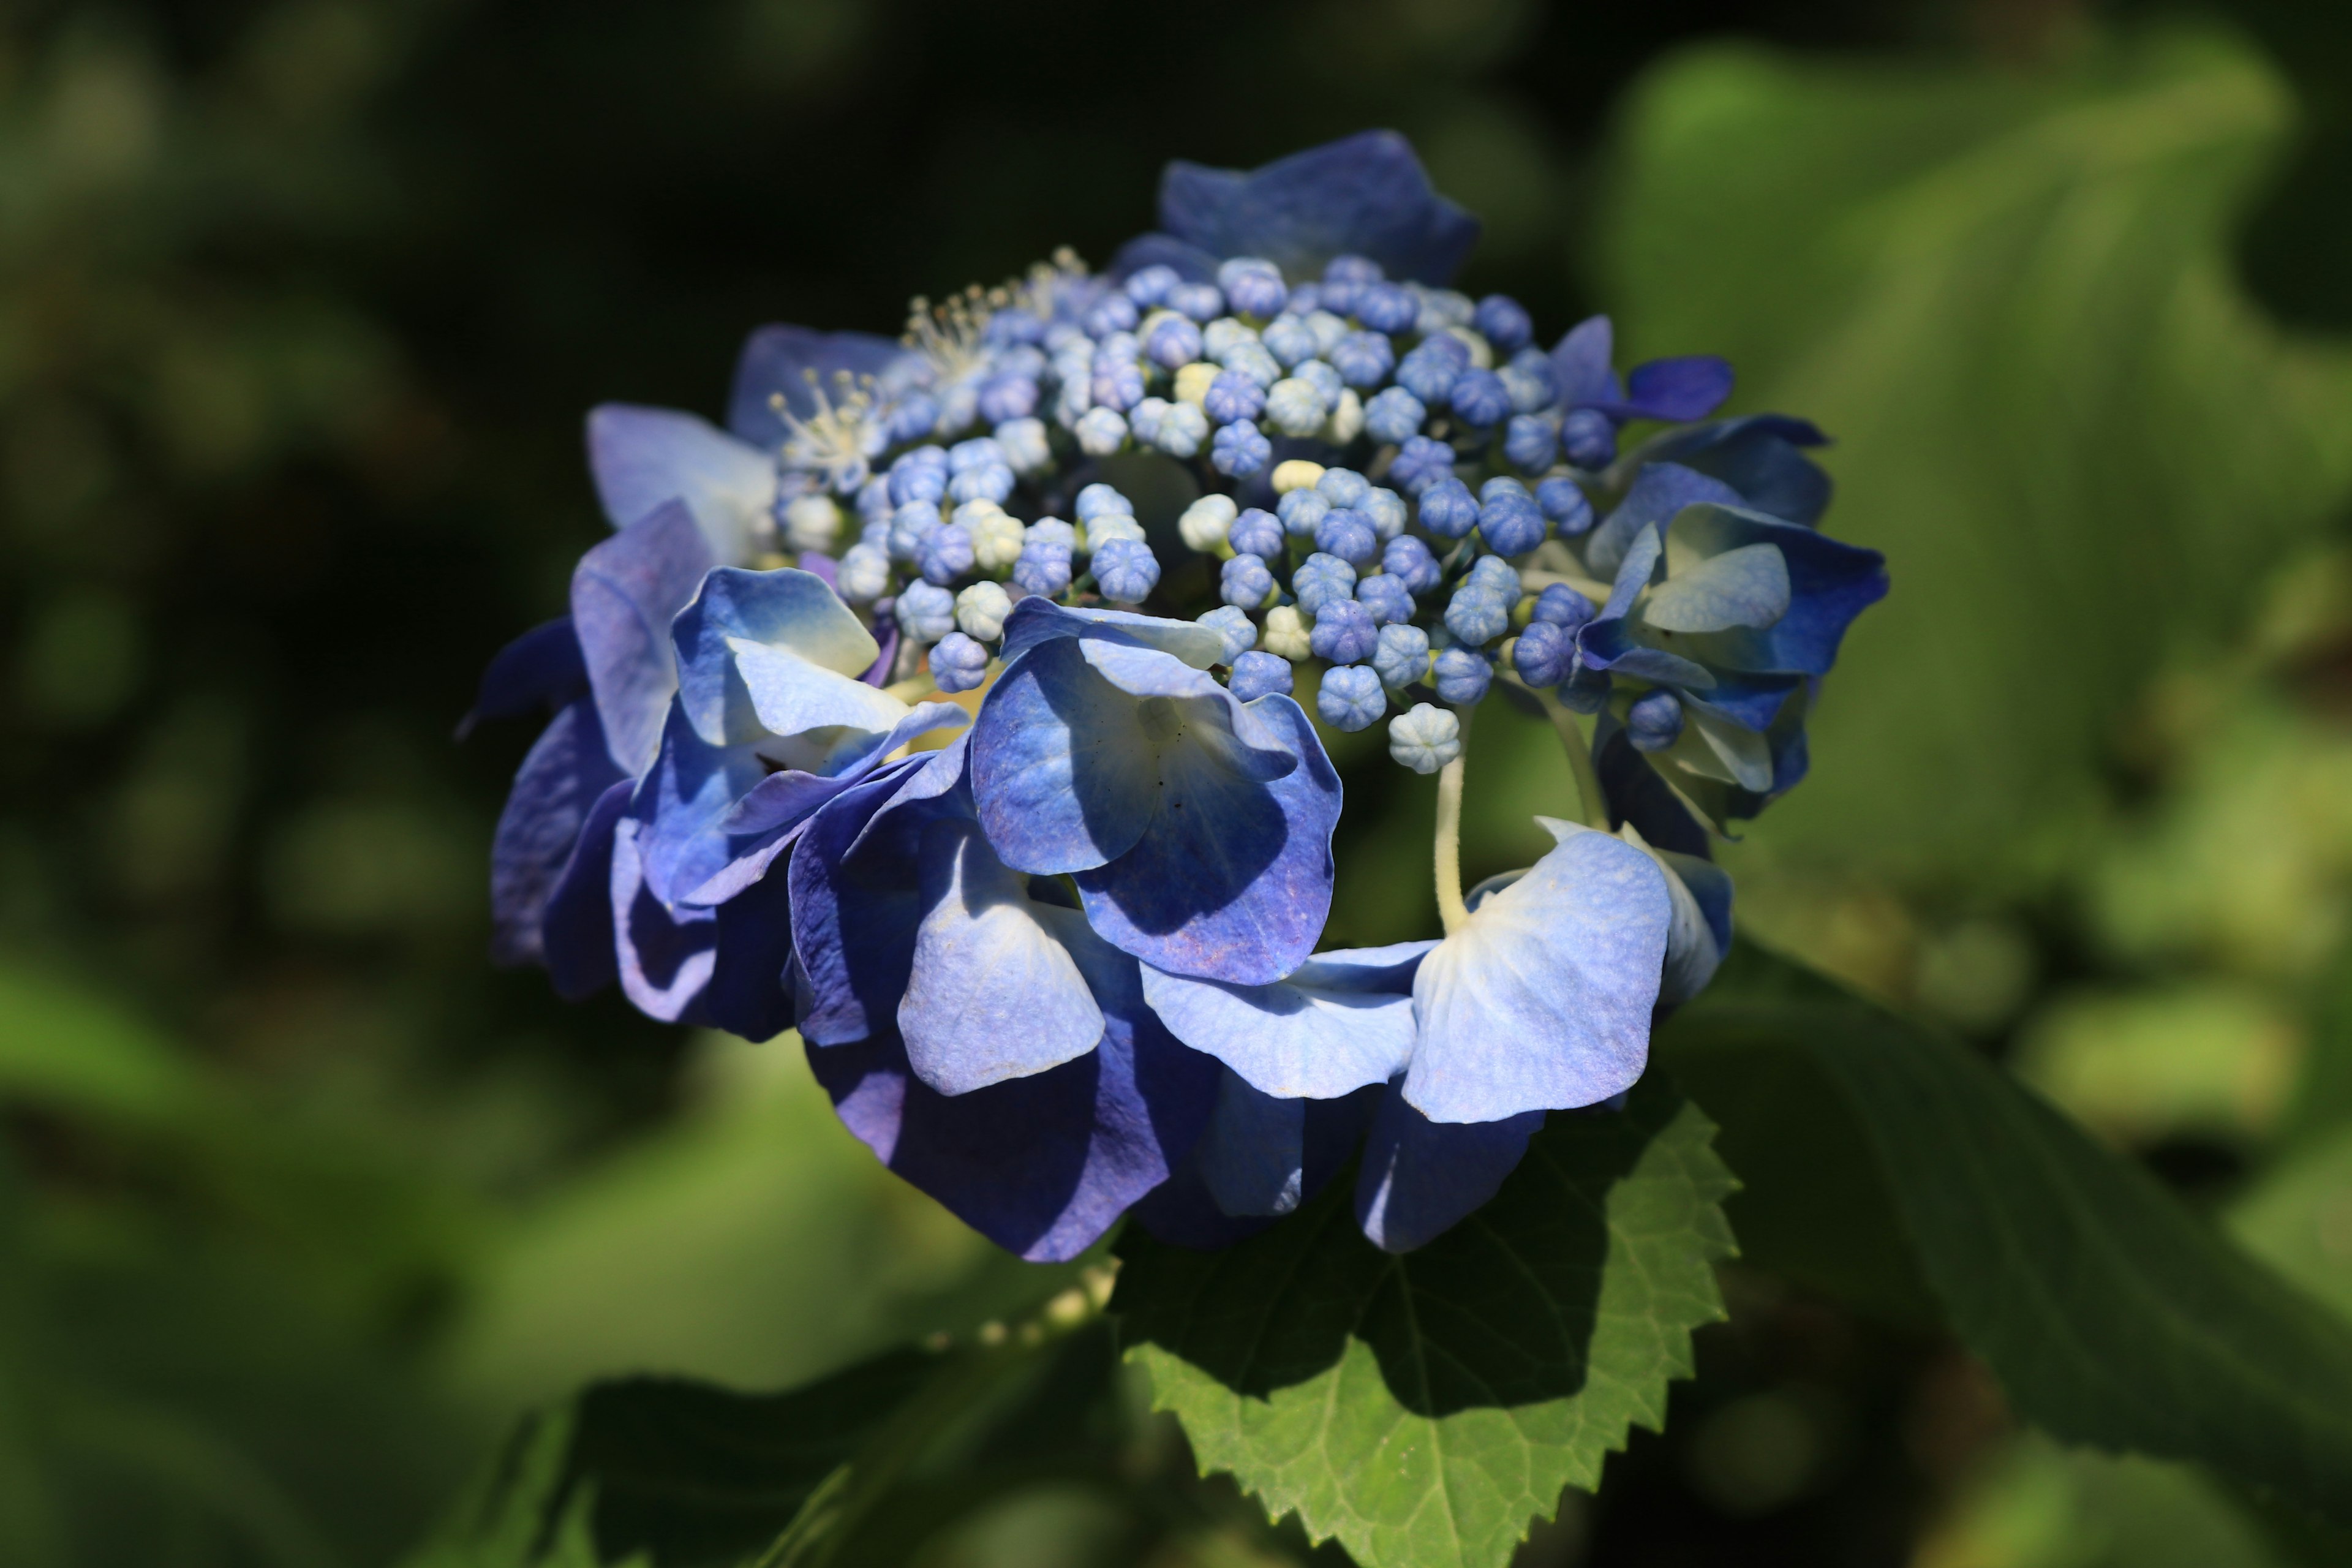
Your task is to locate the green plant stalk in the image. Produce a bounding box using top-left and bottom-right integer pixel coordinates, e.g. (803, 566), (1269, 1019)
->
(1433, 703), (1474, 935)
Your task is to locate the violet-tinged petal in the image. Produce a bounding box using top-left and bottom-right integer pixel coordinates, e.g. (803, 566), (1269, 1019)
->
(1073, 694), (1340, 985)
(899, 816), (1106, 1095)
(587, 403), (773, 562)
(462, 617), (587, 739)
(1354, 1084), (1544, 1253)
(968, 635), (1162, 874)
(491, 699), (626, 967)
(1404, 823), (1671, 1123)
(788, 742), (968, 1045)
(628, 704), (772, 910)
(1139, 940), (1434, 1099)
(805, 1001), (1216, 1262)
(570, 500), (715, 777)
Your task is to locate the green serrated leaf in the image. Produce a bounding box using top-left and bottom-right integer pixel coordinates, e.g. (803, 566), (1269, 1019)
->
(1112, 1077), (1736, 1568)
(1666, 943), (2352, 1523)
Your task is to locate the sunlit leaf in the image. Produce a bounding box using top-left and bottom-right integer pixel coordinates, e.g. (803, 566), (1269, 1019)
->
(1114, 1077), (1735, 1568)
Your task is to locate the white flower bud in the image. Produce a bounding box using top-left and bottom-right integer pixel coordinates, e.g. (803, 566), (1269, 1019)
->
(1178, 494), (1238, 554)
(783, 494), (843, 553)
(1263, 605), (1313, 660)
(955, 579), (1014, 643)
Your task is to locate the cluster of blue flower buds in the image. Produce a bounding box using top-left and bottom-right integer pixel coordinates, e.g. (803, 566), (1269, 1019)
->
(471, 133), (1887, 1261)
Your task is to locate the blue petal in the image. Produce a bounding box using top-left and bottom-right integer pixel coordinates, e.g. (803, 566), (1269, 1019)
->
(1683, 675), (1803, 733)
(1637, 414), (1832, 526)
(1651, 842), (1734, 1008)
(727, 326), (910, 451)
(1586, 461), (1744, 579)
(1156, 130), (1479, 285)
(1551, 315), (1621, 409)
(587, 403), (774, 562)
(968, 636), (1161, 874)
(1578, 614), (1717, 690)
(570, 500), (715, 776)
(1404, 823), (1671, 1122)
(1074, 693), (1340, 985)
(671, 567), (889, 747)
(609, 817), (720, 1023)
(804, 1003), (1217, 1262)
(540, 780), (630, 1001)
(1194, 1068), (1305, 1217)
(789, 743), (969, 1045)
(698, 863), (796, 1042)
(1354, 1084), (1544, 1253)
(461, 617), (587, 738)
(628, 703), (772, 910)
(685, 704), (970, 908)
(1591, 722), (1712, 856)
(997, 597), (1226, 670)
(899, 816), (1107, 1095)
(1134, 1085), (1380, 1248)
(1139, 940), (1433, 1099)
(491, 699), (626, 967)
(1591, 356), (1735, 423)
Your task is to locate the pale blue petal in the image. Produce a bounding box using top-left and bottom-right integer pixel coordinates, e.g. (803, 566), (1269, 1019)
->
(1404, 823), (1671, 1123)
(569, 500), (715, 777)
(1586, 461), (1743, 579)
(899, 816), (1106, 1095)
(587, 403), (772, 562)
(998, 597), (1227, 670)
(1139, 940), (1434, 1099)
(1640, 543), (1791, 633)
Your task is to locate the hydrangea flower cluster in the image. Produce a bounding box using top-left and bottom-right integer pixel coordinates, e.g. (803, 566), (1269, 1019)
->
(472, 132), (1887, 1261)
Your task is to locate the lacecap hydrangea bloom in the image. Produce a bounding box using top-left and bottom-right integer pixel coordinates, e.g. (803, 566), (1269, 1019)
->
(470, 130), (1887, 1261)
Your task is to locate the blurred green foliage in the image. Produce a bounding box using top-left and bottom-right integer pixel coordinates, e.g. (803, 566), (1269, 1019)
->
(7, 0), (2352, 1564)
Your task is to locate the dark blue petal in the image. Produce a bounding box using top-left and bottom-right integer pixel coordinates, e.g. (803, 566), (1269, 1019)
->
(1354, 1084), (1544, 1253)
(610, 817), (720, 1024)
(996, 597), (1226, 669)
(491, 699), (626, 968)
(1577, 615), (1717, 690)
(628, 703), (772, 911)
(698, 862), (796, 1041)
(805, 1008), (1217, 1262)
(1586, 461), (1744, 579)
(1586, 356), (1734, 424)
(541, 779), (631, 1001)
(1638, 415), (1833, 527)
(1156, 130), (1480, 285)
(1133, 1084), (1381, 1248)
(1591, 722), (1712, 856)
(587, 404), (773, 561)
(461, 617), (586, 739)
(1074, 694), (1341, 986)
(728, 325), (909, 450)
(570, 500), (715, 777)
(788, 744), (968, 1045)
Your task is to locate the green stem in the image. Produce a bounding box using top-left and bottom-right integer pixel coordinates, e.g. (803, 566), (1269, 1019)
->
(1433, 704), (1474, 936)
(1536, 689), (1611, 831)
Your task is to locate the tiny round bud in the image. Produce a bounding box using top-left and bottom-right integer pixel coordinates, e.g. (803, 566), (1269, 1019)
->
(1317, 664), (1387, 732)
(1536, 477), (1595, 533)
(1197, 605), (1257, 662)
(1220, 552), (1276, 609)
(1512, 622), (1571, 686)
(1355, 574), (1414, 626)
(1092, 537), (1160, 603)
(1212, 418), (1272, 477)
(1627, 689), (1686, 752)
(1532, 583), (1596, 631)
(1179, 493), (1239, 554)
(1292, 552), (1358, 615)
(1561, 407), (1618, 469)
(1262, 605), (1313, 660)
(1433, 646), (1493, 705)
(1374, 624), (1431, 690)
(1229, 508), (1284, 559)
(1309, 599), (1378, 666)
(895, 580), (957, 642)
(1389, 703), (1463, 774)
(1272, 459), (1327, 495)
(955, 580), (1014, 643)
(783, 494), (843, 553)
(929, 631), (990, 695)
(1228, 650), (1293, 702)
(1417, 478), (1479, 540)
